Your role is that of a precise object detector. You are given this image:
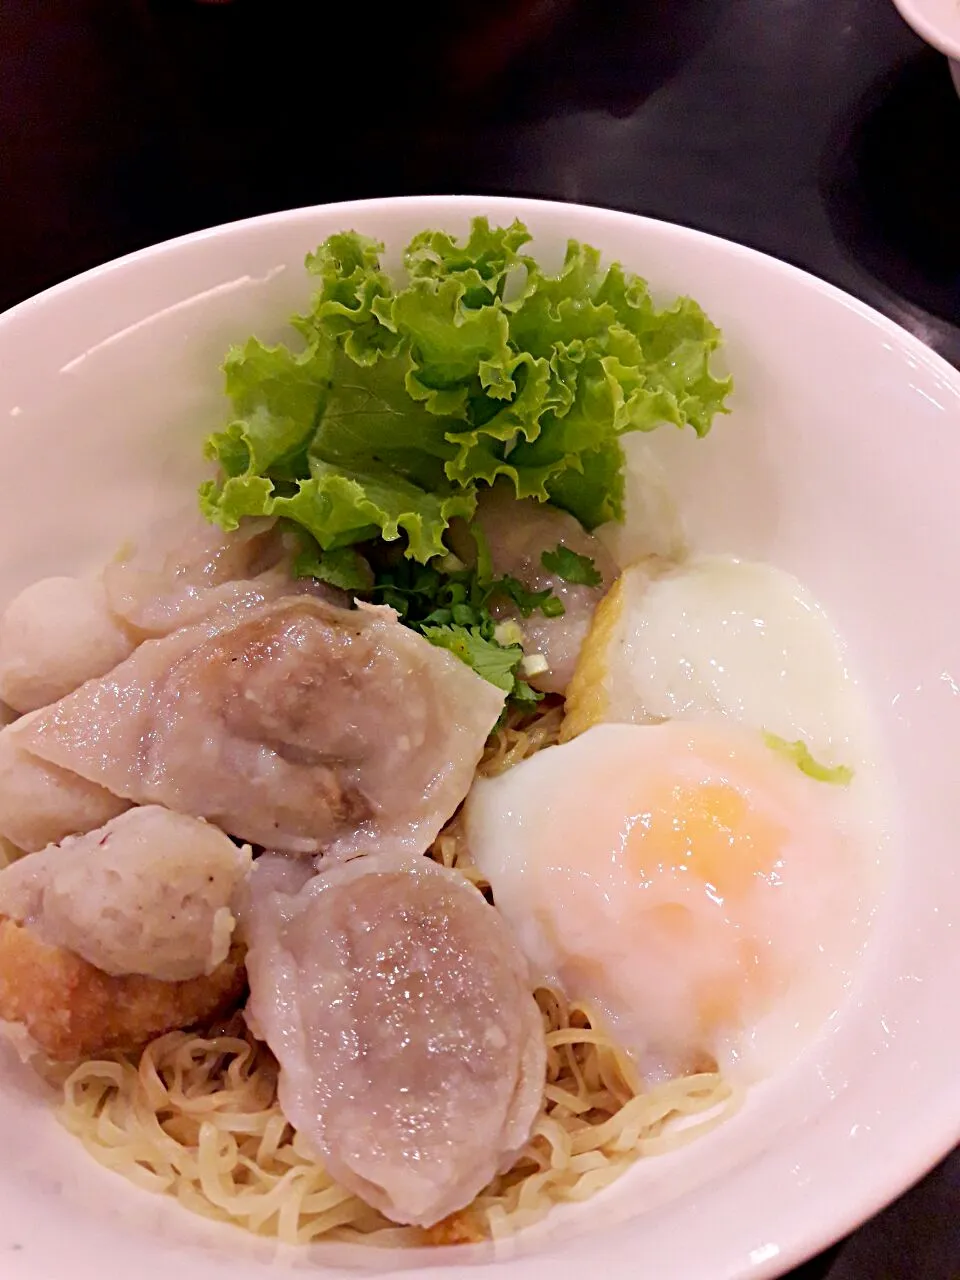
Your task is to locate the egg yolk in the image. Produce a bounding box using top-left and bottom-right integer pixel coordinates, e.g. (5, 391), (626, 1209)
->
(625, 780), (786, 899)
(617, 776), (788, 1037)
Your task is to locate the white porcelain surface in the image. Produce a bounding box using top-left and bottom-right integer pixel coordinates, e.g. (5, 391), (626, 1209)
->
(892, 0), (960, 92)
(0, 196), (958, 1280)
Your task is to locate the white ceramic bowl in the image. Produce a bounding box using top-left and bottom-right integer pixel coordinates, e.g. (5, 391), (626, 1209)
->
(0, 196), (958, 1280)
(892, 0), (960, 94)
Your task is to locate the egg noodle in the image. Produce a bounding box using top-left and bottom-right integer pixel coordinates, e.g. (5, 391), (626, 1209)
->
(56, 703), (738, 1247)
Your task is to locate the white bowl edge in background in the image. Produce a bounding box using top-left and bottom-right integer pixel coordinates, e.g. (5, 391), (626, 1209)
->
(891, 0), (960, 94)
(0, 196), (958, 1280)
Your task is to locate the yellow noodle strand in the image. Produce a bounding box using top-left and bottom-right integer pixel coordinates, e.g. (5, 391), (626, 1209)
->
(56, 703), (736, 1246)
(58, 991), (733, 1246)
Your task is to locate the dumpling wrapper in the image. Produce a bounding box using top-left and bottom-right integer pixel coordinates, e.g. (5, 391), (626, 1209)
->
(465, 484), (618, 695)
(242, 852), (546, 1227)
(0, 515), (318, 715)
(11, 598), (506, 856)
(0, 718), (130, 852)
(0, 576), (136, 713)
(0, 805), (251, 981)
(102, 511), (298, 639)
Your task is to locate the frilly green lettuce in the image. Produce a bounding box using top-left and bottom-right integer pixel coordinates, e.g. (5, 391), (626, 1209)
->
(199, 217), (732, 562)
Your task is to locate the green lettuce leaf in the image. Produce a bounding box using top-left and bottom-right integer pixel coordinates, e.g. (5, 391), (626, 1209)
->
(202, 466), (475, 562)
(199, 216), (732, 565)
(291, 542), (374, 592)
(295, 232), (402, 365)
(404, 216), (533, 308)
(309, 349), (455, 491)
(204, 338), (331, 481)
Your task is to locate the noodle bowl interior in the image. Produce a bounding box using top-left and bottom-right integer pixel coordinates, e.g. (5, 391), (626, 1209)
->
(55, 711), (735, 1247)
(0, 222), (880, 1251)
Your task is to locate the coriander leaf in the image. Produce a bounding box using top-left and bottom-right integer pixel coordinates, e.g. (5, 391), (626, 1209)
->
(375, 586), (411, 617)
(420, 624), (523, 693)
(489, 574), (564, 619)
(762, 732), (854, 786)
(292, 543), (374, 593)
(509, 678), (544, 706)
(369, 559), (458, 623)
(369, 553), (563, 635)
(540, 543), (602, 587)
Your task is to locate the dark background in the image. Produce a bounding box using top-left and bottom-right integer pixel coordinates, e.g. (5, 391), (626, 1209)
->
(0, 0), (957, 1275)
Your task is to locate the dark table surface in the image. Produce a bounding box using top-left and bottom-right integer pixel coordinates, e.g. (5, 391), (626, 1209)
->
(0, 0), (958, 1275)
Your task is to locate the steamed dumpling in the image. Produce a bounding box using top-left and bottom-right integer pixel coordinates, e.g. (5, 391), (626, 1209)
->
(243, 852), (546, 1227)
(102, 512), (295, 638)
(11, 598), (506, 856)
(0, 806), (251, 981)
(0, 720), (130, 852)
(0, 576), (136, 713)
(470, 483), (618, 694)
(0, 516), (295, 715)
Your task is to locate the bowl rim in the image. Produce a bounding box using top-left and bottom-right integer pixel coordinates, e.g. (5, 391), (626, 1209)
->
(1, 193), (959, 1280)
(891, 0), (960, 60)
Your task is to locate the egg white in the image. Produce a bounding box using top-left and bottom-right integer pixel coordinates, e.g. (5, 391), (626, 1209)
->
(467, 718), (875, 1086)
(594, 554), (871, 777)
